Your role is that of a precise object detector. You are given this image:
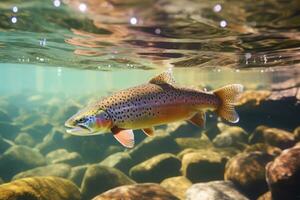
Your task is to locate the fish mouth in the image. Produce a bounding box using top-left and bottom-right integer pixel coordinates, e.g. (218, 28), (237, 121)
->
(65, 123), (93, 135)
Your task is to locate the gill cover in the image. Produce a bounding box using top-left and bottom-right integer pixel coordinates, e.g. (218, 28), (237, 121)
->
(65, 109), (112, 135)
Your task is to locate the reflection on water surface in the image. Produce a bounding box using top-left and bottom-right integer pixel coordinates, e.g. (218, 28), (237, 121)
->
(0, 0), (300, 71)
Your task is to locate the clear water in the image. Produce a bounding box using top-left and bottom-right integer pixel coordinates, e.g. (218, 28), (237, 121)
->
(0, 0), (299, 199)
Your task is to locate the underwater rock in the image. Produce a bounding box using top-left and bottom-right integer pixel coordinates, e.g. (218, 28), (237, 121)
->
(36, 129), (65, 154)
(175, 134), (213, 151)
(160, 176), (192, 200)
(14, 111), (44, 126)
(0, 100), (19, 118)
(293, 126), (300, 142)
(237, 90), (271, 106)
(0, 121), (20, 140)
(129, 134), (180, 165)
(12, 163), (71, 180)
(21, 120), (53, 143)
(181, 149), (225, 183)
(224, 151), (273, 199)
(213, 126), (248, 147)
(244, 143), (282, 157)
(0, 145), (46, 181)
(129, 153), (181, 183)
(99, 152), (133, 174)
(68, 164), (89, 187)
(178, 146), (241, 162)
(186, 181), (249, 200)
(53, 103), (82, 123)
(203, 121), (222, 141)
(46, 149), (83, 166)
(0, 177), (4, 184)
(62, 134), (111, 163)
(0, 109), (11, 122)
(257, 192), (272, 200)
(92, 183), (179, 200)
(0, 135), (12, 154)
(213, 146), (243, 161)
(177, 148), (198, 159)
(167, 121), (202, 138)
(14, 132), (36, 147)
(237, 97), (300, 133)
(249, 126), (295, 149)
(81, 164), (135, 200)
(0, 176), (81, 200)
(102, 145), (123, 158)
(266, 146), (300, 200)
(269, 83), (299, 101)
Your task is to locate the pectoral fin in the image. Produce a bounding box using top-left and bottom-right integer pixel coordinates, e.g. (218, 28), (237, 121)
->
(111, 127), (134, 148)
(142, 127), (155, 136)
(188, 112), (206, 128)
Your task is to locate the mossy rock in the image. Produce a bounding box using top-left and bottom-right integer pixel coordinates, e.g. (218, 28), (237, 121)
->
(249, 126), (295, 149)
(0, 176), (82, 200)
(46, 149), (83, 166)
(224, 152), (274, 199)
(130, 153), (181, 183)
(21, 121), (53, 143)
(129, 134), (180, 165)
(0, 145), (46, 181)
(61, 134), (110, 163)
(36, 129), (65, 155)
(102, 145), (123, 158)
(177, 148), (198, 159)
(0, 121), (20, 140)
(92, 183), (179, 200)
(213, 126), (248, 147)
(293, 126), (300, 142)
(100, 152), (133, 174)
(68, 164), (89, 187)
(53, 104), (82, 123)
(15, 132), (36, 147)
(212, 146), (243, 161)
(244, 143), (282, 157)
(181, 149), (226, 183)
(257, 192), (272, 200)
(14, 112), (43, 126)
(186, 181), (250, 200)
(0, 135), (12, 154)
(81, 165), (135, 200)
(12, 163), (71, 180)
(0, 109), (11, 122)
(167, 121), (202, 138)
(175, 134), (212, 151)
(266, 146), (300, 200)
(0, 177), (4, 184)
(0, 100), (19, 118)
(161, 176), (192, 200)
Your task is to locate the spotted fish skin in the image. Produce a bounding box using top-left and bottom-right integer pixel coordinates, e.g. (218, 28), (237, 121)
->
(97, 83), (220, 129)
(65, 72), (243, 148)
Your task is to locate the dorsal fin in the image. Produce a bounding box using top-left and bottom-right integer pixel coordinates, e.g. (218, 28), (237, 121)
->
(149, 71), (175, 85)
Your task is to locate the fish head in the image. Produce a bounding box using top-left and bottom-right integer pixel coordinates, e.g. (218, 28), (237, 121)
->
(65, 107), (112, 136)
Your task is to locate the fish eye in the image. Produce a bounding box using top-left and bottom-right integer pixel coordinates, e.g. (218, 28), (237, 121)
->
(76, 117), (87, 124)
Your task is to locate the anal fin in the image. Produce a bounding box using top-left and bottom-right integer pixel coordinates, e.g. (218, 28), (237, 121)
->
(188, 112), (206, 128)
(111, 127), (135, 148)
(142, 127), (155, 136)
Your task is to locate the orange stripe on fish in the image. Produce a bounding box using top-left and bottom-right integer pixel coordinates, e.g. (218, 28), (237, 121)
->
(65, 72), (243, 148)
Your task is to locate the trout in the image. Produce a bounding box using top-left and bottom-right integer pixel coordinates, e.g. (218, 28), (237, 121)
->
(65, 72), (243, 148)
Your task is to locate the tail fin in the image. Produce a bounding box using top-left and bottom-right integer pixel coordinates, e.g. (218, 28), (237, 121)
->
(213, 84), (243, 123)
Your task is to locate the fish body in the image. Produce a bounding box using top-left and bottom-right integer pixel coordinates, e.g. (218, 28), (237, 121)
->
(65, 72), (243, 148)
(97, 83), (218, 129)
